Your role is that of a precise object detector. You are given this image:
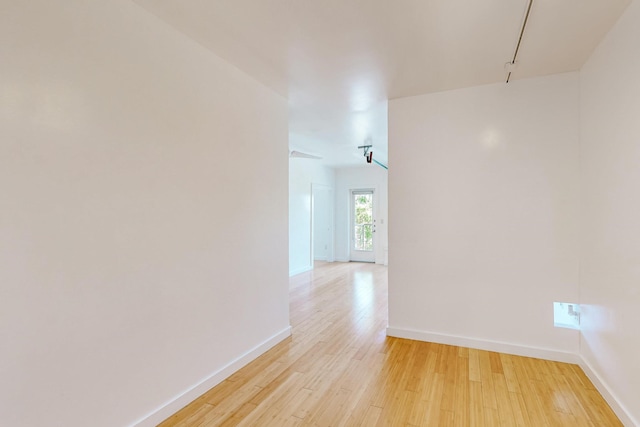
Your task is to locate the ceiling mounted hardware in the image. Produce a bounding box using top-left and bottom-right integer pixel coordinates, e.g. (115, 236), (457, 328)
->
(289, 150), (322, 160)
(358, 144), (373, 164)
(357, 141), (388, 170)
(506, 0), (534, 83)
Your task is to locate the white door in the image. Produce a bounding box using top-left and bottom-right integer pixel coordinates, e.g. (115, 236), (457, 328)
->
(350, 190), (375, 263)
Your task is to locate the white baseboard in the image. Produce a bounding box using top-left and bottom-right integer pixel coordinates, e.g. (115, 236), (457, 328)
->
(289, 265), (312, 277)
(579, 356), (638, 427)
(132, 326), (292, 427)
(315, 258), (337, 263)
(386, 327), (580, 364)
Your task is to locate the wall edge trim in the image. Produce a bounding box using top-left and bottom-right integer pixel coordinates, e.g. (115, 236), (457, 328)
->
(386, 327), (580, 364)
(132, 326), (292, 427)
(579, 356), (639, 427)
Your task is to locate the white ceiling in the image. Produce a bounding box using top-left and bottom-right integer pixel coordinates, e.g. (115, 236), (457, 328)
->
(133, 0), (631, 167)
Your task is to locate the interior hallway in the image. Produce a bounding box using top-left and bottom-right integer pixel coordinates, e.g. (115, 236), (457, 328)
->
(159, 262), (621, 426)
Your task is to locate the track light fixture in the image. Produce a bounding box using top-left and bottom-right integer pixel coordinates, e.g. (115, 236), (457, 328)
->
(506, 0), (534, 83)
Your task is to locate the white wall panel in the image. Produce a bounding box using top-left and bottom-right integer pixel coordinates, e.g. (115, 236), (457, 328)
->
(580, 1), (640, 423)
(289, 160), (335, 275)
(388, 73), (581, 356)
(0, 2), (289, 425)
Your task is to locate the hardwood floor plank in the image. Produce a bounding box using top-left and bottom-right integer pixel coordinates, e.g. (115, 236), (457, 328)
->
(453, 356), (470, 426)
(157, 402), (214, 427)
(468, 348), (481, 383)
(500, 353), (522, 394)
(469, 381), (485, 427)
(493, 372), (515, 426)
(478, 350), (498, 410)
(489, 351), (504, 375)
(508, 391), (532, 427)
(358, 405), (382, 426)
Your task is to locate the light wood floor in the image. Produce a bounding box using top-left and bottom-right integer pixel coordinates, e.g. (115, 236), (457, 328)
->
(159, 262), (622, 426)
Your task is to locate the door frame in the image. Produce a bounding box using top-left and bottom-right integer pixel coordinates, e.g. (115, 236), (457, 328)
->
(349, 188), (376, 263)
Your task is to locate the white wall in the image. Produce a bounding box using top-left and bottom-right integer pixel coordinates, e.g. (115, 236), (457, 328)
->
(289, 159), (335, 275)
(313, 185), (333, 261)
(334, 166), (389, 264)
(580, 0), (640, 424)
(388, 73), (581, 359)
(0, 2), (289, 426)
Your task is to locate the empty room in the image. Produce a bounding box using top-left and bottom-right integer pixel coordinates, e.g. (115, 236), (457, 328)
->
(2, 0), (639, 426)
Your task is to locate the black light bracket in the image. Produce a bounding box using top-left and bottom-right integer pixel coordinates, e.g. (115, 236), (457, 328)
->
(358, 145), (373, 163)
